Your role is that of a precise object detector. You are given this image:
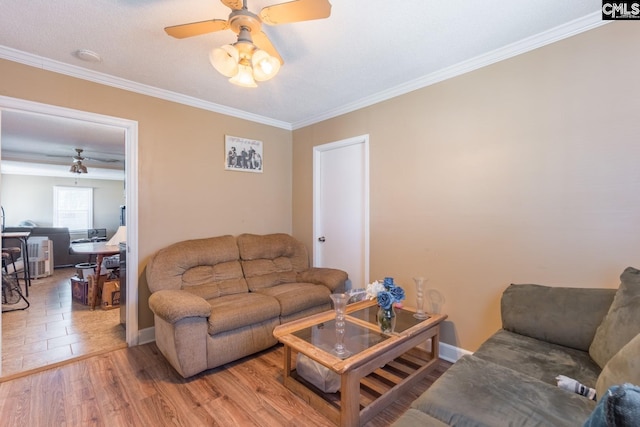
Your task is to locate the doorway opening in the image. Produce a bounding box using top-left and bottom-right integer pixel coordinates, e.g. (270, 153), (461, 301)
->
(0, 96), (138, 379)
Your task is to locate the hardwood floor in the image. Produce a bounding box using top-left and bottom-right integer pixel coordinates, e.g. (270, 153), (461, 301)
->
(1, 267), (125, 379)
(0, 342), (451, 426)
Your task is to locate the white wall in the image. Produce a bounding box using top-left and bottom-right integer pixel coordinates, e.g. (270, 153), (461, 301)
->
(1, 173), (124, 237)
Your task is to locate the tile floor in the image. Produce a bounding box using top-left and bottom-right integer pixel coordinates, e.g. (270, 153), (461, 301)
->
(1, 267), (125, 378)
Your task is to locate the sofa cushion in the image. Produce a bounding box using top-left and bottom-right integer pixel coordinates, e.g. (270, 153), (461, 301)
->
(207, 293), (280, 335)
(237, 233), (309, 267)
(595, 333), (640, 400)
(391, 408), (450, 426)
(237, 233), (310, 291)
(181, 262), (247, 299)
(149, 290), (212, 323)
(298, 268), (349, 293)
(589, 267), (640, 368)
(241, 258), (298, 290)
(474, 329), (602, 388)
(146, 235), (248, 299)
(411, 355), (596, 427)
(501, 284), (615, 352)
(254, 282), (331, 317)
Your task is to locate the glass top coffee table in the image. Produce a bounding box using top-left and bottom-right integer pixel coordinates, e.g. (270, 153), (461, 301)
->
(273, 299), (447, 426)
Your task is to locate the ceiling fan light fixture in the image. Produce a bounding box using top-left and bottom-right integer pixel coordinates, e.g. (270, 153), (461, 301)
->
(167, 0), (333, 87)
(210, 44), (240, 77)
(69, 162), (88, 174)
(211, 42), (279, 87)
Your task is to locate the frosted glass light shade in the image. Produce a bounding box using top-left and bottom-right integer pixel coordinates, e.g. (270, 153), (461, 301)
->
(209, 45), (239, 77)
(252, 49), (280, 82)
(229, 62), (257, 88)
(69, 163), (87, 174)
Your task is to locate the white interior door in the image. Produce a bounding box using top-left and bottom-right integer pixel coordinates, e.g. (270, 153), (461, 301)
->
(313, 135), (369, 290)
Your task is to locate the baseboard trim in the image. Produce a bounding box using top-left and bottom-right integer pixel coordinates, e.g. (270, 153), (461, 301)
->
(439, 342), (472, 363)
(138, 326), (156, 345)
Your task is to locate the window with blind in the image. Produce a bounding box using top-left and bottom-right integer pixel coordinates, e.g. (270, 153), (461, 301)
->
(53, 186), (94, 231)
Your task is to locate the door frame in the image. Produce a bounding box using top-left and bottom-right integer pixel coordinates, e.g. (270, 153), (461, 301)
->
(312, 134), (370, 287)
(0, 95), (139, 347)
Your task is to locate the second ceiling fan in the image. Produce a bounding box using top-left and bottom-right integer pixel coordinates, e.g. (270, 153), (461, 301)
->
(165, 0), (332, 87)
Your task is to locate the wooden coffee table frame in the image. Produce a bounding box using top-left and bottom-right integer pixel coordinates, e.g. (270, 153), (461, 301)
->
(273, 300), (447, 426)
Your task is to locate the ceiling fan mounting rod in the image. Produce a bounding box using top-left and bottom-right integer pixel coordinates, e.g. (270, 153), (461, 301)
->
(229, 8), (261, 34)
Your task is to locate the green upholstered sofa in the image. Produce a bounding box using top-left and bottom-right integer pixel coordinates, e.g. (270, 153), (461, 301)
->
(393, 267), (640, 427)
(146, 233), (347, 378)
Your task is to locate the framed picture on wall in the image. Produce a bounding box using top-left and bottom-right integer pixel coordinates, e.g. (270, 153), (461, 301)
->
(225, 135), (263, 173)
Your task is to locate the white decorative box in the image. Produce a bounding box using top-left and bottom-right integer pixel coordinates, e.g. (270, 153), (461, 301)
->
(296, 353), (340, 393)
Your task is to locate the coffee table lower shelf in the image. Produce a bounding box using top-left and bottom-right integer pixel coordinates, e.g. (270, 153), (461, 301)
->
(283, 347), (439, 426)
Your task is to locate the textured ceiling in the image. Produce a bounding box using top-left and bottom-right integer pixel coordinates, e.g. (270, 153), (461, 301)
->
(0, 1), (605, 168)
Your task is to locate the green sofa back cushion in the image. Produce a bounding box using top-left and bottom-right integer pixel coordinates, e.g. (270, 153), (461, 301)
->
(589, 267), (640, 368)
(595, 333), (640, 400)
(501, 284), (615, 351)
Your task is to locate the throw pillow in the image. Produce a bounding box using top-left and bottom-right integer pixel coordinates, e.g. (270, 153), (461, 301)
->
(596, 333), (640, 399)
(583, 383), (640, 427)
(589, 267), (640, 368)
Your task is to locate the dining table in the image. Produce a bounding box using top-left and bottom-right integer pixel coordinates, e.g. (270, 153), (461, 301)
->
(70, 241), (121, 309)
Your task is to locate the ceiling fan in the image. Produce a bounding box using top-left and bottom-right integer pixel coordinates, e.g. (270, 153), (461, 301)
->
(69, 148), (88, 174)
(165, 0), (332, 87)
(48, 148), (120, 174)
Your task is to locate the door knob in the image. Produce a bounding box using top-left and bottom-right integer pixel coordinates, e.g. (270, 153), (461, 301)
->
(318, 236), (326, 242)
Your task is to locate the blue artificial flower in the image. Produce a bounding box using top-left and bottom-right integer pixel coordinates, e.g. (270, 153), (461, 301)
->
(383, 277), (394, 290)
(389, 286), (405, 303)
(377, 291), (393, 310)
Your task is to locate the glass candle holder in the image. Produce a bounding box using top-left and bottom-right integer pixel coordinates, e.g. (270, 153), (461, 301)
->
(413, 277), (428, 319)
(329, 293), (352, 359)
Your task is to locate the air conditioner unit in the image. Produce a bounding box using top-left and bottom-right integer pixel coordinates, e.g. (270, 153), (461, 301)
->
(26, 237), (53, 279)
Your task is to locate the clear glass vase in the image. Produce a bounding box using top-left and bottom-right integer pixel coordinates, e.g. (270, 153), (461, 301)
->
(377, 305), (396, 334)
(329, 293), (351, 358)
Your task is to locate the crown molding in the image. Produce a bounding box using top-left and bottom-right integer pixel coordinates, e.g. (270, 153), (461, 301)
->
(0, 12), (609, 132)
(291, 12), (610, 129)
(1, 160), (125, 181)
(0, 46), (292, 131)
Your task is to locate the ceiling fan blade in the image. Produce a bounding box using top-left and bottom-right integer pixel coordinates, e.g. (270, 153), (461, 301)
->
(259, 0), (331, 26)
(85, 157), (121, 163)
(220, 0), (243, 10)
(165, 19), (230, 39)
(252, 31), (283, 64)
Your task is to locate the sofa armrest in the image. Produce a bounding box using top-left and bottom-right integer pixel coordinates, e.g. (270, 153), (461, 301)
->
(298, 268), (348, 293)
(148, 290), (211, 324)
(501, 284), (616, 351)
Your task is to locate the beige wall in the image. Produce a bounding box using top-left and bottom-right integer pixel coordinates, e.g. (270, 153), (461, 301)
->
(2, 22), (638, 351)
(1, 174), (124, 236)
(293, 22), (640, 351)
(0, 60), (292, 329)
